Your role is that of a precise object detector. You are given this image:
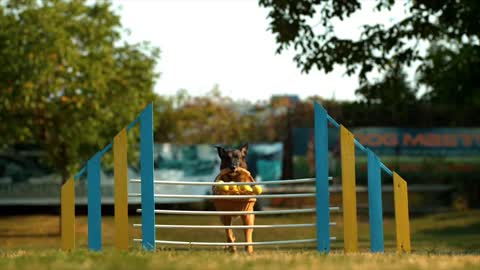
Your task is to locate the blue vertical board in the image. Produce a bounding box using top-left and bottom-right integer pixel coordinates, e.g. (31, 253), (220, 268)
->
(314, 102), (330, 253)
(87, 152), (102, 251)
(140, 104), (156, 251)
(367, 149), (384, 252)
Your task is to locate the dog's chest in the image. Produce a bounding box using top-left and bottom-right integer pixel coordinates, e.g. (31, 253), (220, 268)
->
(216, 170), (254, 183)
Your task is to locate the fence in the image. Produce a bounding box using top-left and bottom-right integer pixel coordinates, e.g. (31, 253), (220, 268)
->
(61, 102), (411, 253)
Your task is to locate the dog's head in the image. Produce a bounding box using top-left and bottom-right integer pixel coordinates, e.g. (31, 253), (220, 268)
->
(216, 143), (248, 173)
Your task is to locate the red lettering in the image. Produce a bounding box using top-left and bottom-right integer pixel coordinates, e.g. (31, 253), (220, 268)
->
(441, 134), (458, 147)
(423, 134), (441, 147)
(359, 133), (399, 147)
(403, 134), (424, 146)
(368, 134), (384, 147)
(353, 131), (479, 149)
(384, 133), (399, 147)
(356, 134), (368, 145)
(459, 134), (473, 147)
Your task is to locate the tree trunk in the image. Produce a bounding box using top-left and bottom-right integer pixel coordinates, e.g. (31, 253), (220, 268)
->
(282, 108), (293, 179)
(59, 142), (69, 236)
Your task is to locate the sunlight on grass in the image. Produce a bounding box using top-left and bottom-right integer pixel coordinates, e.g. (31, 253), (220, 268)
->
(1, 210), (479, 269)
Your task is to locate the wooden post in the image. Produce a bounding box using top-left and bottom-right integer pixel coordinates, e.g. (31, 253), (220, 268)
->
(340, 125), (358, 253)
(393, 172), (411, 253)
(114, 128), (129, 250)
(61, 177), (75, 250)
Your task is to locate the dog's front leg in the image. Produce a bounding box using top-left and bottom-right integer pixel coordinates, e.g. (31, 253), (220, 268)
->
(221, 215), (236, 253)
(242, 214), (255, 254)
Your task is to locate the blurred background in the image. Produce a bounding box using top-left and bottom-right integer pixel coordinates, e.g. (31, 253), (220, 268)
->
(1, 0), (479, 217)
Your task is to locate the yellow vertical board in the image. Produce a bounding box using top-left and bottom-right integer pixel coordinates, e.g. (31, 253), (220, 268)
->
(340, 125), (358, 253)
(393, 172), (411, 253)
(61, 177), (75, 251)
(114, 128), (129, 250)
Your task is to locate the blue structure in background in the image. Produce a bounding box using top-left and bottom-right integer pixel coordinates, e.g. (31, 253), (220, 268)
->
(314, 102), (331, 252)
(87, 152), (102, 251)
(140, 104), (156, 251)
(367, 149), (384, 252)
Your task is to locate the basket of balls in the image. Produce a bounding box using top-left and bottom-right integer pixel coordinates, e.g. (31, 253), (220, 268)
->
(212, 167), (263, 212)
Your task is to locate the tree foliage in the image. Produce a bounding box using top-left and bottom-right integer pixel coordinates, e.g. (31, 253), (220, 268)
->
(0, 0), (159, 180)
(419, 44), (480, 107)
(155, 87), (264, 145)
(259, 0), (480, 82)
(355, 64), (416, 107)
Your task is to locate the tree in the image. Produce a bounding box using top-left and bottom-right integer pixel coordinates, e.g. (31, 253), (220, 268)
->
(153, 95), (179, 143)
(353, 65), (418, 125)
(259, 0), (480, 82)
(355, 64), (416, 106)
(0, 0), (160, 181)
(167, 86), (261, 145)
(419, 43), (480, 107)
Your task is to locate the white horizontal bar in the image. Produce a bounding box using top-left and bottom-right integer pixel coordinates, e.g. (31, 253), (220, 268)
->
(137, 208), (320, 215)
(133, 223), (336, 229)
(128, 193), (316, 199)
(133, 238), (336, 246)
(129, 177), (333, 185)
(136, 207), (340, 215)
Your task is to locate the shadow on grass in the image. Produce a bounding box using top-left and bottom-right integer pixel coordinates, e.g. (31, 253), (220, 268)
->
(154, 246), (323, 253)
(0, 230), (59, 238)
(417, 221), (480, 253)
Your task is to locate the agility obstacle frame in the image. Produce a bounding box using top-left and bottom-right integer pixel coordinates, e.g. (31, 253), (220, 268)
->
(61, 102), (411, 253)
(61, 103), (155, 251)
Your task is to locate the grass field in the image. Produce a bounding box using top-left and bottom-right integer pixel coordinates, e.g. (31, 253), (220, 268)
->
(1, 210), (480, 269)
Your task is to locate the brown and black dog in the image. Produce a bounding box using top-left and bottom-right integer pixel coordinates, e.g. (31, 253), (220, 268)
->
(213, 143), (256, 253)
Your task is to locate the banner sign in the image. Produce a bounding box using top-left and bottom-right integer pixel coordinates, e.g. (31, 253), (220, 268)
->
(294, 127), (480, 157)
(292, 127), (480, 179)
(354, 128), (480, 156)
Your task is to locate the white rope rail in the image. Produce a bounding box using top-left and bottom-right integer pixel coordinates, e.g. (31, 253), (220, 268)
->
(129, 177), (332, 185)
(136, 207), (339, 215)
(133, 223), (336, 229)
(129, 175), (338, 249)
(128, 193), (316, 199)
(151, 208), (315, 215)
(133, 238), (336, 246)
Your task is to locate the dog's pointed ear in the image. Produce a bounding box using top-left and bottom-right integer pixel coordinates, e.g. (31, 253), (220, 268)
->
(240, 143), (249, 156)
(216, 146), (225, 158)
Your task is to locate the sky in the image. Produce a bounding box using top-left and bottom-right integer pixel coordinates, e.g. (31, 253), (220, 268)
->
(112, 0), (408, 103)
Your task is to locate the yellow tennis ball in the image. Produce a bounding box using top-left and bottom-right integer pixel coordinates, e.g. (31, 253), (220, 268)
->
(244, 185), (253, 193)
(238, 185), (252, 194)
(253, 185), (262, 195)
(216, 180), (229, 193)
(221, 184), (229, 192)
(215, 180), (223, 191)
(230, 185), (239, 194)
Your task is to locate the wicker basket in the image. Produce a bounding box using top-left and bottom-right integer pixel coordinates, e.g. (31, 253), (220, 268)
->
(213, 167), (256, 213)
(213, 198), (256, 213)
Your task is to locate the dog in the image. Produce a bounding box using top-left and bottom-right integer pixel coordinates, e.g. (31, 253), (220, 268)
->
(213, 143), (256, 253)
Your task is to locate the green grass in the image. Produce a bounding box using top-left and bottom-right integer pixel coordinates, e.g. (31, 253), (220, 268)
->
(1, 210), (479, 269)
